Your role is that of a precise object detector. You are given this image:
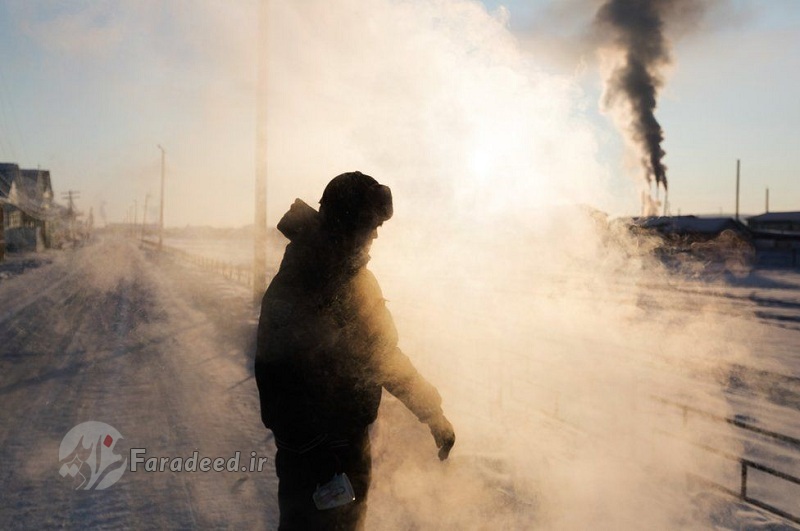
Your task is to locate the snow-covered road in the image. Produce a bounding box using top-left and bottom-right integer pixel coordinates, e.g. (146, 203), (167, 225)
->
(0, 238), (278, 529)
(2, 236), (799, 529)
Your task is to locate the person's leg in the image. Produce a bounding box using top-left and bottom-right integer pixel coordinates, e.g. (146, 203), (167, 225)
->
(275, 448), (323, 530)
(275, 430), (372, 531)
(330, 429), (372, 531)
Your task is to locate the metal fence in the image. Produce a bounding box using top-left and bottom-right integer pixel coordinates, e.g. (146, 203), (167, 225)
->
(655, 395), (800, 525)
(140, 239), (254, 287)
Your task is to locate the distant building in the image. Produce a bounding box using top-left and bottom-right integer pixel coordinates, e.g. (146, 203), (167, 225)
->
(630, 215), (751, 242)
(0, 162), (60, 252)
(746, 212), (800, 268)
(747, 211), (800, 235)
(625, 215), (754, 271)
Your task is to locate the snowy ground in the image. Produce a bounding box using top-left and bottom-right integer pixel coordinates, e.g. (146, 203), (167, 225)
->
(1, 236), (799, 529)
(0, 239), (277, 529)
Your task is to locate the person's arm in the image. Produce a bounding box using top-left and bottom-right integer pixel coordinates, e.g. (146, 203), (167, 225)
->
(378, 344), (456, 460)
(378, 345), (444, 423)
(358, 271), (456, 459)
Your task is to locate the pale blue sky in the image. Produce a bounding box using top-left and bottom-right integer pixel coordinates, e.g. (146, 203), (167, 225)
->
(485, 0), (800, 217)
(0, 1), (797, 226)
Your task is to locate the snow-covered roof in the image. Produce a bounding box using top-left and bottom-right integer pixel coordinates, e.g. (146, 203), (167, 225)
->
(747, 211), (800, 223)
(20, 169), (52, 200)
(0, 162), (60, 220)
(631, 215), (749, 235)
(0, 163), (19, 198)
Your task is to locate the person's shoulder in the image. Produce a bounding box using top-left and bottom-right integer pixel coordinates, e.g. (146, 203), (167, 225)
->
(357, 266), (379, 283)
(353, 267), (384, 301)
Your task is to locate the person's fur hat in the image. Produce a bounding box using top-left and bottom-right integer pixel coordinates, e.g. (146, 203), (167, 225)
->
(319, 171), (393, 232)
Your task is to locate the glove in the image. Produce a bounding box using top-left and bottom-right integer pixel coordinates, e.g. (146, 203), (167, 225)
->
(428, 415), (455, 461)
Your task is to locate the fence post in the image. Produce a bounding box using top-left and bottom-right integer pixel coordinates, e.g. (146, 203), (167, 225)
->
(740, 461), (747, 499)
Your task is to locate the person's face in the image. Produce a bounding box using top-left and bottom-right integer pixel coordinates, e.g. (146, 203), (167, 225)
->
(351, 224), (379, 253)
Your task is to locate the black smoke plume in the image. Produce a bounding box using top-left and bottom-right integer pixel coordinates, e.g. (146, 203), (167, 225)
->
(595, 0), (698, 192)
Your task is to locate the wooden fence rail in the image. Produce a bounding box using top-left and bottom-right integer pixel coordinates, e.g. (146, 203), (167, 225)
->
(140, 239), (254, 288)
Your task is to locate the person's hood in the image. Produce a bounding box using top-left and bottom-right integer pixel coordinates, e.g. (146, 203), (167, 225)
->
(276, 199), (321, 243)
(276, 198), (372, 276)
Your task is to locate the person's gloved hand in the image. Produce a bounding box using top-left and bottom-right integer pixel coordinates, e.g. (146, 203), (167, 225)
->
(428, 415), (455, 460)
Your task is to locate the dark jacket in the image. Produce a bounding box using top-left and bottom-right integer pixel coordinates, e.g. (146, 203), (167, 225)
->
(255, 200), (443, 452)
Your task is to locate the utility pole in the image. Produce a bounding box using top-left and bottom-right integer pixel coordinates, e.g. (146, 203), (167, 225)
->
(61, 190), (80, 241)
(735, 159), (740, 220)
(61, 190), (80, 216)
(253, 0), (269, 301)
(158, 145), (165, 251)
(766, 187), (770, 213)
(142, 193), (150, 241)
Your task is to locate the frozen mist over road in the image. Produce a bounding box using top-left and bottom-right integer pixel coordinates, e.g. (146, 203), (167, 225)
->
(1, 236), (800, 529)
(0, 238), (278, 529)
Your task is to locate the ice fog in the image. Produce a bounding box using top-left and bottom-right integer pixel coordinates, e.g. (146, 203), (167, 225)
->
(1, 0), (765, 528)
(256, 1), (752, 528)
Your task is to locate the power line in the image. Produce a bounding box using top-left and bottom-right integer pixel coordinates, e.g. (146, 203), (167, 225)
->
(61, 190), (81, 216)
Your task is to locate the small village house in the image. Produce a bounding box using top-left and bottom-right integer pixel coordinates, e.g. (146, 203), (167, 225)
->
(624, 215), (755, 271)
(0, 162), (66, 253)
(747, 211), (800, 267)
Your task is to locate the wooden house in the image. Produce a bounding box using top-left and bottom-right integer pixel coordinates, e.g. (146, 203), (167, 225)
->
(0, 163), (57, 252)
(747, 212), (800, 268)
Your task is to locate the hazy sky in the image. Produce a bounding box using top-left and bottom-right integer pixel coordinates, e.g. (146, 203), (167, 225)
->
(0, 0), (797, 227)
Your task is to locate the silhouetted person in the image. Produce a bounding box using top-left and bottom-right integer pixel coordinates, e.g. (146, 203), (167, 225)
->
(255, 172), (455, 530)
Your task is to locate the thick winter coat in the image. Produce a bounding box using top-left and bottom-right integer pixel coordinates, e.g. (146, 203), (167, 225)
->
(255, 199), (443, 452)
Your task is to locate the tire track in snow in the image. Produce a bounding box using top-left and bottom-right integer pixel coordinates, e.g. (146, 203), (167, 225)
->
(0, 239), (245, 528)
